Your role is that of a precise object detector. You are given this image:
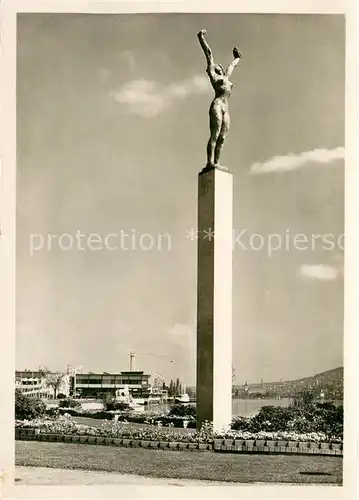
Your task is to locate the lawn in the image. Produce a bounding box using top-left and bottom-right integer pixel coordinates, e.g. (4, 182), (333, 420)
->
(16, 441), (343, 484)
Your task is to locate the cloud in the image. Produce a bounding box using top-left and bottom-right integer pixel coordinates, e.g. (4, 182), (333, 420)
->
(250, 147), (345, 175)
(111, 75), (210, 117)
(168, 323), (193, 337)
(299, 264), (339, 281)
(111, 80), (165, 118)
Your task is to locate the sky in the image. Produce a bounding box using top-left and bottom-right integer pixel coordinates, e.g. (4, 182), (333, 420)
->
(16, 13), (345, 385)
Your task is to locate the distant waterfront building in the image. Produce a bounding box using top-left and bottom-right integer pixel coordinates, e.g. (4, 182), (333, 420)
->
(247, 384), (267, 397)
(16, 369), (151, 399)
(73, 371), (150, 398)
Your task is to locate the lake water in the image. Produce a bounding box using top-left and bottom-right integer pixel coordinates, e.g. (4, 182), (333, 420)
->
(144, 398), (293, 417)
(47, 398), (292, 415)
(48, 397), (342, 416)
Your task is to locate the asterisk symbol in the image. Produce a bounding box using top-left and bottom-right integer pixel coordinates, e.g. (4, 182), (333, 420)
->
(186, 228), (199, 241)
(203, 228), (215, 241)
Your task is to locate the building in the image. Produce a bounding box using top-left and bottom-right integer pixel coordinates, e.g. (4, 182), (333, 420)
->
(73, 371), (150, 398)
(16, 370), (72, 398)
(15, 370), (53, 399)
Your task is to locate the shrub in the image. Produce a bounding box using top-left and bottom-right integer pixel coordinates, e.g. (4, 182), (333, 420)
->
(168, 404), (196, 418)
(15, 389), (46, 420)
(57, 393), (66, 399)
(47, 407), (60, 418)
(293, 390), (316, 407)
(90, 411), (116, 420)
(310, 403), (343, 438)
(48, 408), (78, 417)
(59, 398), (81, 409)
(231, 415), (251, 431)
(104, 400), (130, 412)
(248, 405), (298, 432)
(231, 403), (343, 439)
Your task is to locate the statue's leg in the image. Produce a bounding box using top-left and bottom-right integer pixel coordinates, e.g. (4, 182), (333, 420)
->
(207, 102), (222, 166)
(214, 111), (230, 166)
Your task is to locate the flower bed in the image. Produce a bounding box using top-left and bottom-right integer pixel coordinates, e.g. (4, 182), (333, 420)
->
(217, 429), (342, 444)
(16, 416), (202, 443)
(15, 415), (343, 456)
(15, 415), (342, 445)
(49, 408), (197, 428)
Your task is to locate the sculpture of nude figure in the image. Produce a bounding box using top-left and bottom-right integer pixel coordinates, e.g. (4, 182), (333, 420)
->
(197, 29), (241, 168)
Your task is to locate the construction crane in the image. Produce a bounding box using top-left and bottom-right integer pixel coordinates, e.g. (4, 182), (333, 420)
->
(128, 351), (174, 371)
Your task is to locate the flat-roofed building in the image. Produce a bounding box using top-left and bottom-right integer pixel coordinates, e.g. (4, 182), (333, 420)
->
(74, 371), (150, 397)
(15, 370), (53, 399)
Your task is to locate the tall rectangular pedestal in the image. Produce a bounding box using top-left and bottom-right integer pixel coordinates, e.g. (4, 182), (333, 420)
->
(196, 166), (233, 432)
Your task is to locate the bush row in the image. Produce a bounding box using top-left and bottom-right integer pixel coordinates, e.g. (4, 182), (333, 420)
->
(16, 391), (343, 439)
(231, 403), (343, 439)
(15, 415), (343, 444)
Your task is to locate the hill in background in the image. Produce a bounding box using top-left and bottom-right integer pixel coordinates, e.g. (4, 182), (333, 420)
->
(187, 367), (343, 399)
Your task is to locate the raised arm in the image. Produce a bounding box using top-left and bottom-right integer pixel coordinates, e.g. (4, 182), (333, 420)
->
(197, 29), (221, 85)
(197, 29), (214, 67)
(225, 47), (242, 78)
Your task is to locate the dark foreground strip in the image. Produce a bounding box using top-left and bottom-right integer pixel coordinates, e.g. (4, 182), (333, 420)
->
(15, 429), (343, 457)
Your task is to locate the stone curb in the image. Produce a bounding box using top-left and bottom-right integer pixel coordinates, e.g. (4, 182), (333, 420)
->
(212, 438), (343, 455)
(15, 429), (343, 457)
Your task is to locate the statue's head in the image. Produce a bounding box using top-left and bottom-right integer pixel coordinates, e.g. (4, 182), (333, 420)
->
(214, 64), (224, 75)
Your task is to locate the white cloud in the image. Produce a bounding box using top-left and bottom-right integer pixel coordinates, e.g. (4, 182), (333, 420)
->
(300, 264), (339, 281)
(250, 147), (345, 175)
(167, 75), (209, 98)
(111, 80), (165, 117)
(168, 323), (193, 337)
(111, 75), (210, 117)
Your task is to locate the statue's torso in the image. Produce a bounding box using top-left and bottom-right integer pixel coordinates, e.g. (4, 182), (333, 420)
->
(213, 78), (233, 99)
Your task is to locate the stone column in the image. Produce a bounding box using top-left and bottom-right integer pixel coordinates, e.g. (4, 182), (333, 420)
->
(196, 165), (233, 432)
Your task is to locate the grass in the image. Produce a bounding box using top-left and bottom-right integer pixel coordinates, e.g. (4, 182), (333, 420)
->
(16, 441), (342, 484)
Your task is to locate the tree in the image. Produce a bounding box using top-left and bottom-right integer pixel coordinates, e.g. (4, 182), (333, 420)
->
(43, 371), (65, 398)
(15, 389), (46, 420)
(168, 379), (185, 397)
(293, 390), (315, 407)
